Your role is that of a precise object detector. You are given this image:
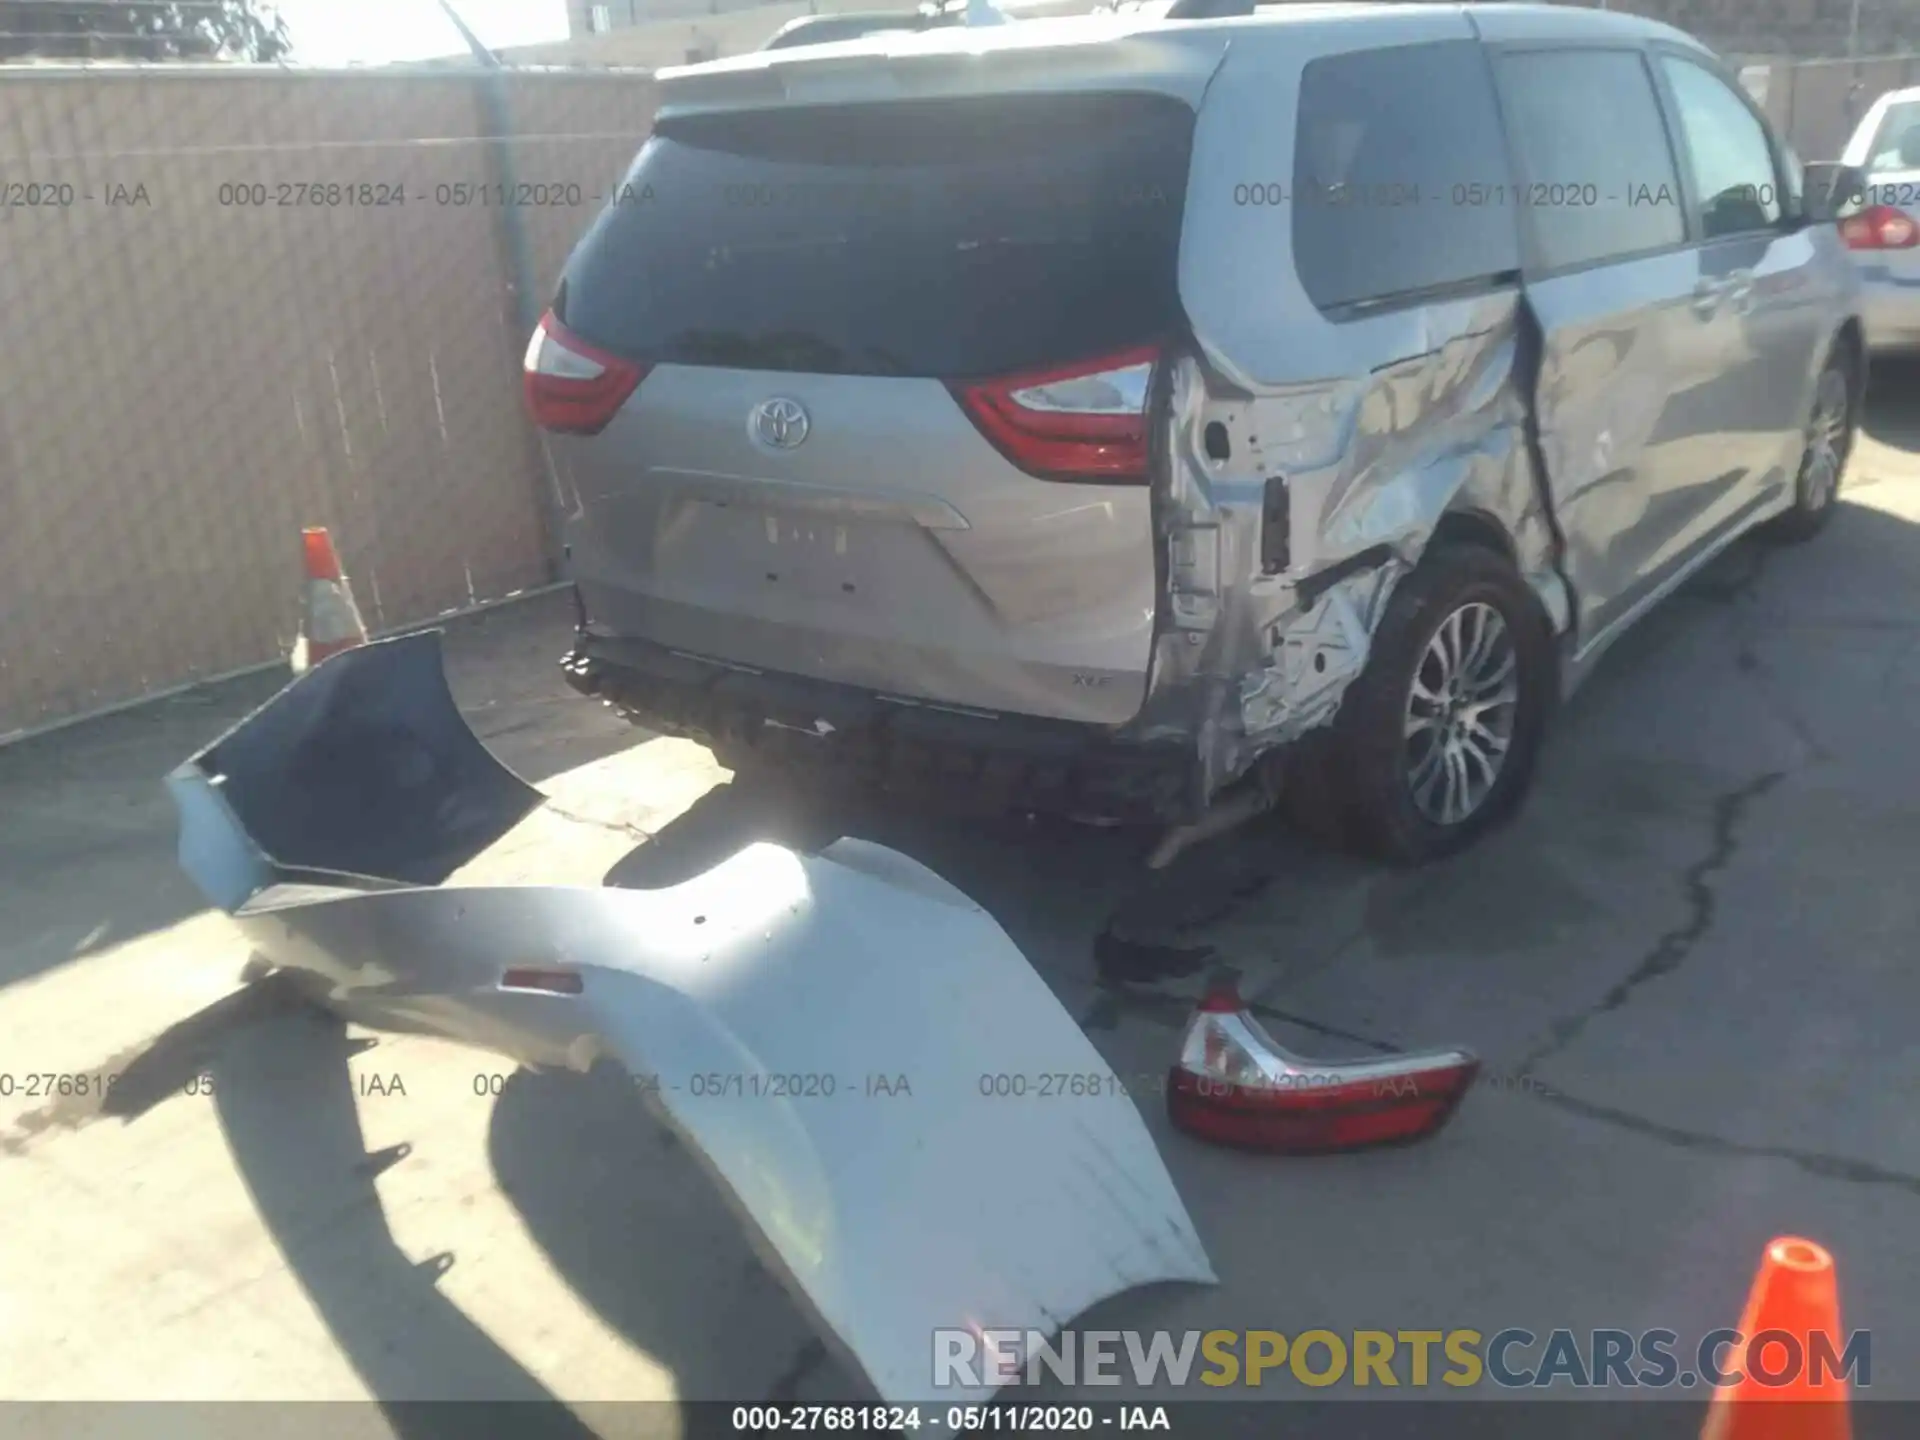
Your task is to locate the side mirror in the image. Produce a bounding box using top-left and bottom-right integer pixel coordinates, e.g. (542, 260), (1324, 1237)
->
(1802, 162), (1869, 224)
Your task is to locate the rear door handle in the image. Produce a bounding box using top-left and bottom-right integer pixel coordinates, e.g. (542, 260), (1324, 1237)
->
(1690, 279), (1724, 319)
(1723, 271), (1756, 313)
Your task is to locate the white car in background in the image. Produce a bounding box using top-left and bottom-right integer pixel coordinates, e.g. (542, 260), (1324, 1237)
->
(1840, 84), (1920, 353)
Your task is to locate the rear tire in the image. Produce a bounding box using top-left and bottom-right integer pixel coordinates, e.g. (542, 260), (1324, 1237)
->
(1324, 545), (1557, 866)
(1764, 345), (1856, 544)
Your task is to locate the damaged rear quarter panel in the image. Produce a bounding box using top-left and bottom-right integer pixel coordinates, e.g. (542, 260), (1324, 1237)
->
(1126, 29), (1568, 798)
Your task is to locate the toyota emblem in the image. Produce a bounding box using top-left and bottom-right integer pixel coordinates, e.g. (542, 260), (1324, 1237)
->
(750, 397), (810, 450)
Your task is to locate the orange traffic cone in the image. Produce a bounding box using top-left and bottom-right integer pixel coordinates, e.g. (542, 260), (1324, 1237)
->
(292, 526), (368, 674)
(1702, 1237), (1852, 1440)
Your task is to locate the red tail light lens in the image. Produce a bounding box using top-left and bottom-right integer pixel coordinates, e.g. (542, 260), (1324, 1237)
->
(1167, 982), (1480, 1153)
(523, 310), (650, 435)
(1840, 204), (1919, 250)
(949, 345), (1160, 483)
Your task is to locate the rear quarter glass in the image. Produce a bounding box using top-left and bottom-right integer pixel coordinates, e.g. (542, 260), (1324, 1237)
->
(1291, 40), (1522, 313)
(554, 92), (1195, 379)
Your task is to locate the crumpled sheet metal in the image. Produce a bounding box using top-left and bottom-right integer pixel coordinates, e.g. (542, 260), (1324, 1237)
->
(166, 632), (1217, 1405)
(1129, 299), (1569, 798)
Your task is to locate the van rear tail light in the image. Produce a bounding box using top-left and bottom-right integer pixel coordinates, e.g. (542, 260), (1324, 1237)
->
(950, 345), (1160, 483)
(523, 310), (650, 435)
(1167, 980), (1480, 1153)
(1840, 204), (1919, 250)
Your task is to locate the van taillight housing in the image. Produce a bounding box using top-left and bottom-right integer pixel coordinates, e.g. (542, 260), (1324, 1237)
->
(1840, 204), (1920, 250)
(950, 345), (1160, 483)
(1167, 980), (1481, 1154)
(523, 310), (650, 435)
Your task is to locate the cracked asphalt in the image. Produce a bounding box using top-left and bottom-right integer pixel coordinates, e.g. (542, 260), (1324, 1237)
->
(0, 362), (1917, 1428)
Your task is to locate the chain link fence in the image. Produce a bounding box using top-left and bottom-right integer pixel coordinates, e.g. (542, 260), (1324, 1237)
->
(1601, 0), (1920, 60)
(1739, 52), (1920, 161)
(0, 62), (657, 740)
(0, 19), (1915, 740)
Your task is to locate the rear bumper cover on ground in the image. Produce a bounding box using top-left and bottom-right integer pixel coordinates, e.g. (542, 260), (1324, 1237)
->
(562, 628), (1208, 825)
(166, 632), (1217, 1403)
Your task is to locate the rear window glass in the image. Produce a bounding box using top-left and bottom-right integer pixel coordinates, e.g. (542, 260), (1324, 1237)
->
(1292, 40), (1522, 314)
(558, 93), (1193, 379)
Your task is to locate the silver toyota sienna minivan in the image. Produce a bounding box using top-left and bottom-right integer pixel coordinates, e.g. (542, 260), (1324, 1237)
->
(530, 1), (1865, 863)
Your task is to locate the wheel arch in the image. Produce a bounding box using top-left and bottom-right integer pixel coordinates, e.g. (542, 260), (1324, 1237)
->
(1323, 541), (1560, 864)
(1422, 505), (1564, 707)
(1429, 507), (1519, 564)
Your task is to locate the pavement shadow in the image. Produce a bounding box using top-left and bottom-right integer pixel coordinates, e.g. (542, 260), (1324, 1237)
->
(206, 987), (605, 1436)
(484, 1061), (866, 1404)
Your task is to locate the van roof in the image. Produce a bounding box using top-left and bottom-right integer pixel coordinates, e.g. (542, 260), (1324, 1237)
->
(655, 2), (1710, 117)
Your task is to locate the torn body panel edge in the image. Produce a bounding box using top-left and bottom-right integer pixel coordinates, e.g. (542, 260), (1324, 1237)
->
(1127, 295), (1573, 802)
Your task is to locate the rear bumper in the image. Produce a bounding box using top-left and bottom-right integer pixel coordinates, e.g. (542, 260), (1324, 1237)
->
(163, 631), (1218, 1405)
(561, 628), (1206, 825)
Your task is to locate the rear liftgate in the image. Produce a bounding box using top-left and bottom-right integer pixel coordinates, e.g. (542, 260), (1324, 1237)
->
(165, 631), (1217, 1404)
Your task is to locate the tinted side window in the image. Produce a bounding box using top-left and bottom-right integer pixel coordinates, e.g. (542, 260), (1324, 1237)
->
(1659, 56), (1783, 239)
(1493, 49), (1685, 272)
(1292, 40), (1521, 313)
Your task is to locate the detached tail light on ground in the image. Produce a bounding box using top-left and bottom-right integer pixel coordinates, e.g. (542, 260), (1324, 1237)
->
(1840, 204), (1919, 250)
(523, 310), (650, 435)
(950, 345), (1159, 483)
(1167, 981), (1479, 1153)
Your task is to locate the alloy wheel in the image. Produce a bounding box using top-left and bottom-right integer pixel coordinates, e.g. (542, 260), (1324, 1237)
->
(1800, 365), (1851, 514)
(1404, 601), (1519, 827)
